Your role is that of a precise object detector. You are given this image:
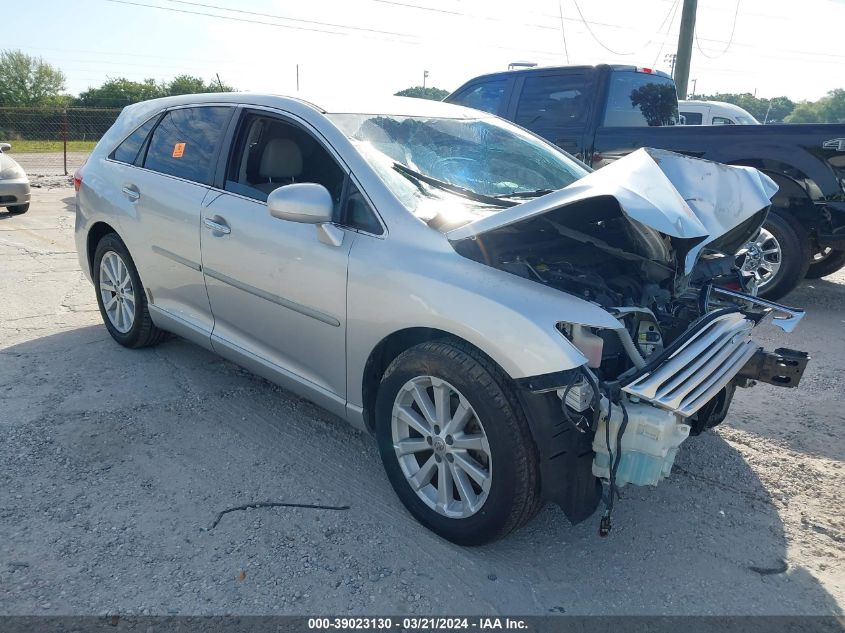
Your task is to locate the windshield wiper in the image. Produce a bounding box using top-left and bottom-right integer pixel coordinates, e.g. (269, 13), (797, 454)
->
(392, 162), (516, 208)
(494, 188), (555, 199)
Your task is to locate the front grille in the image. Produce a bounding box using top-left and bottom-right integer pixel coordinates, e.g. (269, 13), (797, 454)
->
(622, 311), (759, 417)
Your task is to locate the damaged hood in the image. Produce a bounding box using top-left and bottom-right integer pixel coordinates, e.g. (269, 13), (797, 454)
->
(446, 148), (778, 274)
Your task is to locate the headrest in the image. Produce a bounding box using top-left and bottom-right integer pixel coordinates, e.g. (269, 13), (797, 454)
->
(259, 138), (303, 179)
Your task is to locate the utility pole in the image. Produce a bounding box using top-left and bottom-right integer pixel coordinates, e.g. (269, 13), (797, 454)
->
(423, 70), (429, 88)
(674, 0), (697, 99)
(296, 64), (300, 92)
(664, 53), (677, 78)
(690, 78), (697, 97)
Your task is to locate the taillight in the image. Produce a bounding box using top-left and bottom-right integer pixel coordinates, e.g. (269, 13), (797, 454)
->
(636, 67), (655, 74)
(73, 160), (86, 192)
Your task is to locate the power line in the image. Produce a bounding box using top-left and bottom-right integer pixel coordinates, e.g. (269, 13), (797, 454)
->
(695, 0), (741, 59)
(104, 0), (347, 36)
(570, 0), (635, 55)
(558, 0), (570, 64)
(653, 0), (682, 67)
(163, 0), (414, 38)
(100, 0), (572, 59)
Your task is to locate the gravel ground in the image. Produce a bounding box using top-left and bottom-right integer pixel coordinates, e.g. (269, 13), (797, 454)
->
(10, 152), (90, 177)
(0, 187), (843, 616)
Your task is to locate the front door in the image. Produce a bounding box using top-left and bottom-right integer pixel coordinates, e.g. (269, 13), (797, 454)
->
(200, 111), (353, 400)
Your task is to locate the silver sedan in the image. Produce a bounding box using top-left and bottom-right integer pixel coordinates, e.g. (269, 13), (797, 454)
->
(0, 143), (31, 214)
(74, 93), (807, 544)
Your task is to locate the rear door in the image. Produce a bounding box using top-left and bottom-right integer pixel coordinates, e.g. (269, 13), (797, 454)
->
(510, 70), (593, 161)
(120, 105), (234, 336)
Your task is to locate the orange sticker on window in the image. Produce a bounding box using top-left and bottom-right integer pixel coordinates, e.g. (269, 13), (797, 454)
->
(172, 142), (186, 158)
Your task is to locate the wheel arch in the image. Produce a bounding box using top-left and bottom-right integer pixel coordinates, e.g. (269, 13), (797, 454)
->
(86, 221), (121, 276)
(360, 327), (500, 434)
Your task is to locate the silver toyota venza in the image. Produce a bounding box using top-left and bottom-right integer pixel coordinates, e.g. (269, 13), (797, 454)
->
(75, 93), (809, 544)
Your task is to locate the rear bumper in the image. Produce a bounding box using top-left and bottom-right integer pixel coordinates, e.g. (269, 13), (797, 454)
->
(815, 200), (845, 250)
(0, 177), (31, 208)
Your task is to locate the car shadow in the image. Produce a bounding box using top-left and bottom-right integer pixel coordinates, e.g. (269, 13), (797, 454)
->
(0, 325), (841, 617)
(61, 195), (76, 214)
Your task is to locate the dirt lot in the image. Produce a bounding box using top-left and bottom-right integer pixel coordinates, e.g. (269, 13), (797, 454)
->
(1, 186), (843, 616)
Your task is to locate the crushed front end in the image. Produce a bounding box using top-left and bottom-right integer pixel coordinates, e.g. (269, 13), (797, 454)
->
(449, 148), (811, 530)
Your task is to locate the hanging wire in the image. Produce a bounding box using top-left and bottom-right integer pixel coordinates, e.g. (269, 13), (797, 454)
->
(571, 0), (683, 59)
(652, 0), (682, 68)
(695, 0), (742, 59)
(558, 0), (570, 64)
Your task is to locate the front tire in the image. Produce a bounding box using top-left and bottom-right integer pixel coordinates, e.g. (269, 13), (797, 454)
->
(6, 203), (29, 214)
(805, 248), (845, 280)
(375, 340), (542, 545)
(93, 233), (166, 348)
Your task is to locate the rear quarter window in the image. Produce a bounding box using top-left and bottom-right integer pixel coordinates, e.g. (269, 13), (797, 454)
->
(143, 106), (233, 184)
(110, 115), (159, 164)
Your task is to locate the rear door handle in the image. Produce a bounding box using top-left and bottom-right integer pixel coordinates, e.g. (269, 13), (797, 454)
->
(203, 217), (231, 235)
(122, 185), (140, 202)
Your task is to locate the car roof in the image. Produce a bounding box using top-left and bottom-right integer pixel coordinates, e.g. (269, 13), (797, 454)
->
(452, 64), (673, 86)
(124, 92), (488, 119)
(679, 100), (754, 116)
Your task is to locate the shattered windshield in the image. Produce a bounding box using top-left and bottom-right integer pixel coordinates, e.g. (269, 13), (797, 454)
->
(328, 113), (588, 217)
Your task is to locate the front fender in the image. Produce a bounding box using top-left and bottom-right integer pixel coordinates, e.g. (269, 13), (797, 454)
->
(346, 236), (621, 407)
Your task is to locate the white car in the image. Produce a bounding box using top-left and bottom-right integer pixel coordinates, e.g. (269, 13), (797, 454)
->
(679, 100), (760, 126)
(0, 143), (31, 214)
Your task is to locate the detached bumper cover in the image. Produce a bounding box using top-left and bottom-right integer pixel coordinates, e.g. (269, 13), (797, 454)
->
(622, 311), (759, 417)
(622, 293), (808, 417)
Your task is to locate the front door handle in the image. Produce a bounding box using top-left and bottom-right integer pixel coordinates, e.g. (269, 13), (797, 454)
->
(203, 217), (231, 235)
(122, 185), (140, 202)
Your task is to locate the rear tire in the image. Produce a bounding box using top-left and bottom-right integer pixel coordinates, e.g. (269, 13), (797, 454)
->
(6, 203), (29, 214)
(753, 209), (810, 301)
(93, 233), (166, 348)
(805, 248), (845, 280)
(375, 340), (542, 545)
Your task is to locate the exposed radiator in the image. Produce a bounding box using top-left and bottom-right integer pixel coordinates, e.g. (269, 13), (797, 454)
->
(622, 311), (759, 417)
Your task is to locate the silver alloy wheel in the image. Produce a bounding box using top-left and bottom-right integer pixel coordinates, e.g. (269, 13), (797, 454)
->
(740, 227), (782, 288)
(99, 251), (136, 334)
(391, 376), (492, 519)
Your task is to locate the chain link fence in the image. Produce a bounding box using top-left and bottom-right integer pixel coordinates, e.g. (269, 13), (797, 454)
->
(0, 107), (122, 176)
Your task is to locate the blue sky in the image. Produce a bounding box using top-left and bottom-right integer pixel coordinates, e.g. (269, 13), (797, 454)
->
(4, 0), (844, 102)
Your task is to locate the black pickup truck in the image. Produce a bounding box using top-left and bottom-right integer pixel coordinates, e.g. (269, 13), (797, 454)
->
(445, 65), (845, 299)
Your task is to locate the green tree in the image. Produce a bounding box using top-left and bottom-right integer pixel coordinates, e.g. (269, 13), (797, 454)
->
(786, 89), (845, 124)
(394, 86), (450, 101)
(166, 74), (234, 95)
(76, 78), (165, 108)
(695, 92), (795, 123)
(0, 49), (67, 106)
(630, 83), (678, 126)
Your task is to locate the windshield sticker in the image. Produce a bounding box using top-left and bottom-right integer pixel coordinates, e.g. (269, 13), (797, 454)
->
(172, 142), (186, 158)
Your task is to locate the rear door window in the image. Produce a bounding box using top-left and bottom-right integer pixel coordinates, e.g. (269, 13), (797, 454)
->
(515, 73), (590, 127)
(604, 71), (679, 127)
(680, 111), (702, 125)
(448, 80), (508, 115)
(110, 115), (159, 164)
(143, 106), (233, 184)
(712, 116), (735, 125)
